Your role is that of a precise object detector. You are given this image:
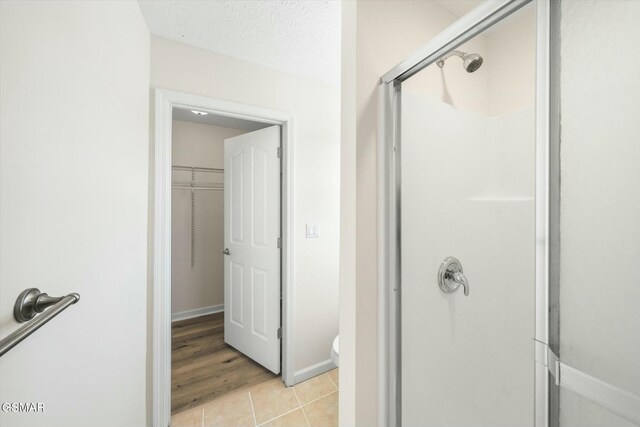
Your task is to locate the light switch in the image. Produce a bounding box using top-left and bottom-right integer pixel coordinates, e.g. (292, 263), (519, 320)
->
(306, 223), (320, 238)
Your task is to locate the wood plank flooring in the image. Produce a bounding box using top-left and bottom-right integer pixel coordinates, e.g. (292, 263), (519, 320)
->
(172, 312), (277, 414)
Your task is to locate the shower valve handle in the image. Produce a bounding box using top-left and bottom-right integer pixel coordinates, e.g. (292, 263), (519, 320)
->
(451, 272), (469, 296)
(438, 257), (469, 297)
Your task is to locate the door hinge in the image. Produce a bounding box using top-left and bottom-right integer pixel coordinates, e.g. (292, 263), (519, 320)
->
(277, 237), (281, 248)
(277, 327), (282, 339)
(277, 147), (281, 158)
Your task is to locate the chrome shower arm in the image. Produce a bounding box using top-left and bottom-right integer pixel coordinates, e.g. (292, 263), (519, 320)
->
(436, 50), (466, 68)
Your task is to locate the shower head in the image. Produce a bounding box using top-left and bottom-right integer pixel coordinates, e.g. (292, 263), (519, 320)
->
(463, 53), (483, 72)
(436, 50), (484, 73)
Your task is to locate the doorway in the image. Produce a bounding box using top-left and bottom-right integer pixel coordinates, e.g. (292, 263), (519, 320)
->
(153, 90), (296, 427)
(170, 109), (280, 414)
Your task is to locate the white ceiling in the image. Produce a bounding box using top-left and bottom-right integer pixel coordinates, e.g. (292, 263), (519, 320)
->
(172, 107), (270, 131)
(138, 0), (341, 86)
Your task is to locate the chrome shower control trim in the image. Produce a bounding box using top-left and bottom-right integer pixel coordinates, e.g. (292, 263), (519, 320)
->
(438, 257), (469, 296)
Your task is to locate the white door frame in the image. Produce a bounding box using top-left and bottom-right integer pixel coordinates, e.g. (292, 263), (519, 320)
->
(377, 1), (549, 426)
(152, 89), (295, 427)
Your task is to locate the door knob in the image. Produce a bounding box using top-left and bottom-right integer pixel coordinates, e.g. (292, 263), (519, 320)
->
(223, 248), (230, 255)
(438, 257), (469, 296)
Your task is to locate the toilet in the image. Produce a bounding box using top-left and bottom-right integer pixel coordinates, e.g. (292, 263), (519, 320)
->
(330, 335), (339, 367)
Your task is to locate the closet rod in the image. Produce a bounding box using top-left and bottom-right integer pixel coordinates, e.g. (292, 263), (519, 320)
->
(172, 180), (223, 187)
(172, 165), (224, 173)
(172, 187), (224, 191)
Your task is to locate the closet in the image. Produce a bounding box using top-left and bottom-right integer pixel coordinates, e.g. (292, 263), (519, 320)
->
(170, 118), (246, 320)
(172, 165), (223, 267)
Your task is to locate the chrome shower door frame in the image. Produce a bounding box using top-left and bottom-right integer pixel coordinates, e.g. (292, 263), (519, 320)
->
(377, 1), (550, 426)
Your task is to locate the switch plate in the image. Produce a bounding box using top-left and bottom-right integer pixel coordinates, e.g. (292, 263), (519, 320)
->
(306, 223), (320, 238)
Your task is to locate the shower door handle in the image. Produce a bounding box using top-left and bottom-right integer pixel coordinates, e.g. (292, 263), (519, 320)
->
(438, 257), (469, 296)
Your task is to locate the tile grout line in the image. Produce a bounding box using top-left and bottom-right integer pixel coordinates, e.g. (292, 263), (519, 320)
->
(301, 389), (338, 408)
(256, 406), (302, 427)
(291, 387), (303, 408)
(326, 371), (338, 389)
(178, 377), (337, 427)
(254, 387), (303, 427)
(248, 392), (258, 427)
(300, 405), (312, 427)
(292, 388), (311, 427)
(293, 390), (313, 427)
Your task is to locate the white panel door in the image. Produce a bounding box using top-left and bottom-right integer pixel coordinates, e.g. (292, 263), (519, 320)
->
(224, 125), (281, 374)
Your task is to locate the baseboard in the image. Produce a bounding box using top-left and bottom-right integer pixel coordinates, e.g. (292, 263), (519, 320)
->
(171, 304), (224, 322)
(292, 359), (336, 385)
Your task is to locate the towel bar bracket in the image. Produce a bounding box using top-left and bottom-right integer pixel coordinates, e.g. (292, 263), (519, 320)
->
(1, 288), (80, 357)
(14, 288), (79, 323)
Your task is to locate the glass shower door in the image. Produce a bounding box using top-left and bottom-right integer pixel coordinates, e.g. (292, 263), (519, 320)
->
(398, 3), (537, 426)
(551, 1), (640, 426)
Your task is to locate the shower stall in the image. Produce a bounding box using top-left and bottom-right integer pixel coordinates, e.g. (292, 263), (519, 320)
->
(378, 0), (640, 426)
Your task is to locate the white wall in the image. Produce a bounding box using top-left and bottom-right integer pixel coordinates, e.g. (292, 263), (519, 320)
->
(559, 1), (640, 425)
(0, 2), (149, 426)
(485, 5), (536, 117)
(402, 32), (489, 115)
(402, 3), (536, 118)
(339, 1), (357, 425)
(150, 37), (341, 378)
(171, 120), (246, 316)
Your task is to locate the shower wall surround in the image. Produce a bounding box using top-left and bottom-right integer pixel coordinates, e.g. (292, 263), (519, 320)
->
(401, 94), (535, 426)
(398, 4), (536, 425)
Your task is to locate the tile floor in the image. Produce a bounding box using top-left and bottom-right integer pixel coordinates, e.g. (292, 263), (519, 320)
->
(171, 369), (339, 427)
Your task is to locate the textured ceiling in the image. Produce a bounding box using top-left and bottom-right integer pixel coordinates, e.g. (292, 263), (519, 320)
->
(138, 0), (341, 86)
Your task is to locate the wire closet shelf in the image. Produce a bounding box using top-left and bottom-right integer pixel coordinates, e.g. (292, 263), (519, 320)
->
(171, 165), (224, 191)
(171, 165), (224, 267)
